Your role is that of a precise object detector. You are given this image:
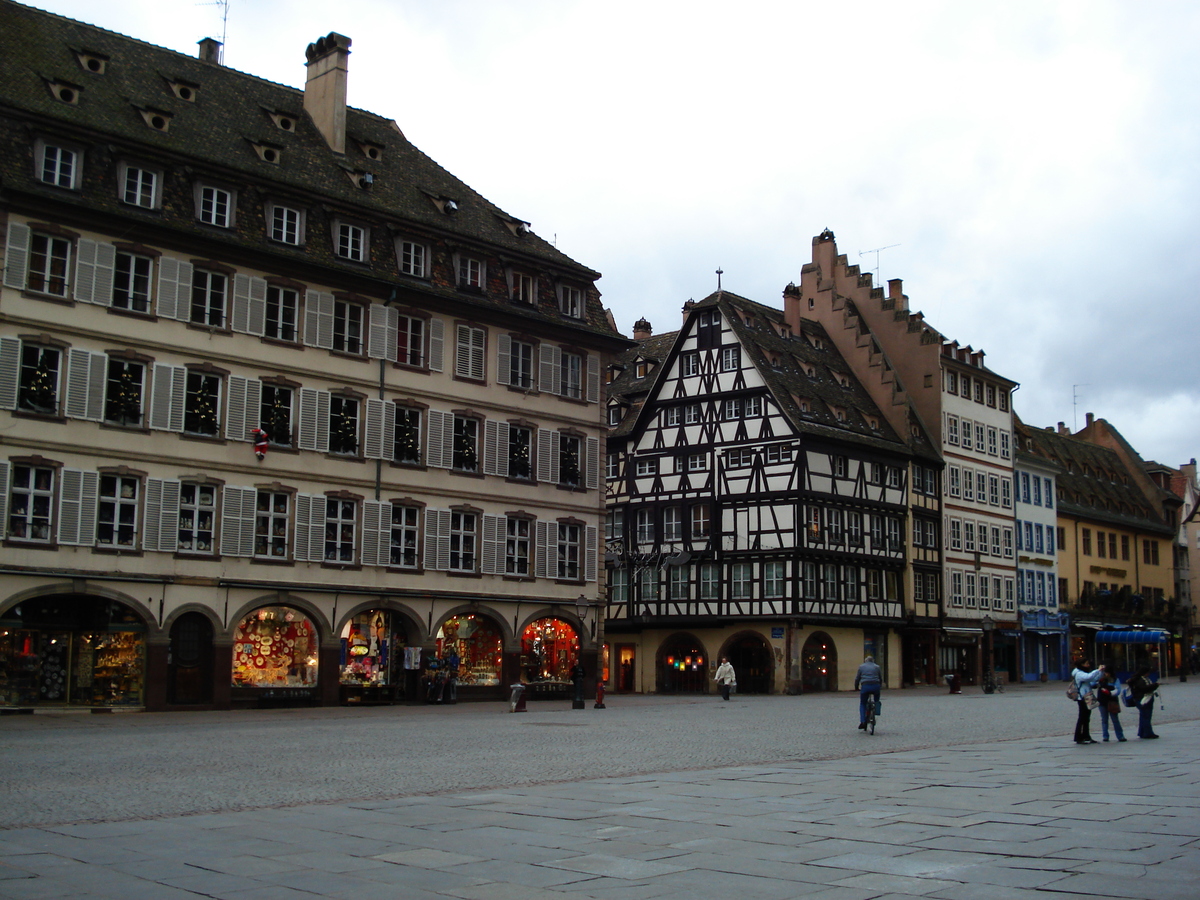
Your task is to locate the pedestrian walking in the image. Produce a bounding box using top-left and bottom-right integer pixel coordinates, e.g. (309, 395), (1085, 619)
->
(1129, 665), (1160, 739)
(1070, 659), (1105, 744)
(854, 655), (883, 730)
(714, 657), (736, 701)
(1096, 669), (1126, 742)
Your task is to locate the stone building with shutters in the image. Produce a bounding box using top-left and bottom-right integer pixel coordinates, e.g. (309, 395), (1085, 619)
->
(0, 0), (627, 710)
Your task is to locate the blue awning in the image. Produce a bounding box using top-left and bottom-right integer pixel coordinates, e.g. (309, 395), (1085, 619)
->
(1094, 630), (1169, 644)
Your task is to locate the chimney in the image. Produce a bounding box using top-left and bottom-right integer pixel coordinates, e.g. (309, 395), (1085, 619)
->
(632, 318), (652, 341)
(304, 33), (352, 154)
(1057, 421), (1069, 435)
(1085, 412), (1094, 427)
(197, 38), (222, 64)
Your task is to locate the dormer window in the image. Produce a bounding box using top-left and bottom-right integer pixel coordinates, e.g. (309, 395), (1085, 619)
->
(832, 406), (846, 423)
(168, 80), (199, 102)
(802, 363), (816, 378)
(251, 142), (283, 164)
(137, 107), (173, 132)
(558, 284), (583, 319)
(834, 372), (850, 388)
(635, 360), (653, 379)
(357, 140), (384, 161)
(397, 239), (427, 278)
(510, 271), (536, 304)
(267, 110), (298, 131)
(865, 415), (879, 430)
(456, 254), (484, 290)
(75, 51), (108, 74)
(46, 80), (82, 104)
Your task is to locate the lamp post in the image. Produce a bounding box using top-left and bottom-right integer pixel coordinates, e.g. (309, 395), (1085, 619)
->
(982, 615), (995, 693)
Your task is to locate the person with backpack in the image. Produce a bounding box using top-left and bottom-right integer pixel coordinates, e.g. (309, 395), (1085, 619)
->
(1070, 659), (1105, 744)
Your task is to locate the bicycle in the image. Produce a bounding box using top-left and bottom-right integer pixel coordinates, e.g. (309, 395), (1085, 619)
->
(981, 670), (1005, 694)
(864, 696), (878, 734)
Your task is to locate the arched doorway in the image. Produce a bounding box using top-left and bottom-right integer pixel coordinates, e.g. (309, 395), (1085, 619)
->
(725, 633), (773, 694)
(231, 605), (319, 706)
(0, 594), (148, 708)
(168, 612), (213, 705)
(434, 613), (504, 701)
(801, 632), (838, 692)
(658, 634), (707, 693)
(339, 609), (415, 704)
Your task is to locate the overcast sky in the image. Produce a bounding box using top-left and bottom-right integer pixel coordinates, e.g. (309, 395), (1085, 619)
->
(29, 0), (1200, 470)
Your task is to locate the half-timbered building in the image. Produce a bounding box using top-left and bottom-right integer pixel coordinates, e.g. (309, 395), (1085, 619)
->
(605, 291), (923, 696)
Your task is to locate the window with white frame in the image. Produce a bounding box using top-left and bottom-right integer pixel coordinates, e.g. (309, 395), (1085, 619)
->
(965, 572), (977, 608)
(560, 351), (583, 399)
(198, 185), (233, 227)
(691, 503), (711, 539)
(455, 324), (485, 380)
(507, 425), (533, 480)
(802, 562), (818, 598)
(680, 352), (699, 377)
(987, 426), (998, 456)
(112, 251), (153, 312)
(390, 505), (420, 568)
(121, 165), (158, 208)
(104, 358), (144, 427)
(505, 516), (530, 576)
(333, 299), (364, 354)
(765, 444), (792, 464)
(397, 315), (425, 367)
(963, 521), (975, 553)
(328, 395), (359, 455)
(683, 404), (700, 424)
(988, 474), (999, 506)
(723, 398), (741, 420)
(663, 506), (682, 541)
(745, 396), (763, 416)
(948, 466), (961, 498)
(559, 285), (583, 318)
(720, 346), (741, 371)
(823, 563), (839, 600)
(8, 464), (55, 543)
(16, 343), (60, 415)
(26, 232), (72, 297)
(190, 269), (226, 327)
(975, 423), (985, 451)
(635, 458), (657, 477)
(399, 240), (426, 277)
(763, 561), (786, 598)
(605, 508), (623, 542)
(947, 415), (959, 446)
(39, 143), (79, 188)
(731, 563), (753, 599)
(509, 339), (535, 389)
(269, 204), (302, 245)
(556, 522), (582, 580)
(265, 286), (299, 342)
(686, 453), (706, 472)
(255, 490), (290, 559)
(887, 466), (901, 489)
(324, 497), (357, 563)
(558, 434), (582, 487)
(1044, 478), (1052, 508)
(336, 222), (367, 262)
(991, 526), (1001, 557)
(449, 510), (476, 571)
(962, 468), (974, 501)
(183, 371), (221, 436)
(177, 483), (216, 554)
(636, 507), (654, 544)
(609, 567), (629, 603)
(511, 272), (535, 304)
(458, 256), (484, 290)
(639, 567), (659, 602)
(97, 473), (139, 548)
(668, 565), (689, 600)
(260, 385), (292, 446)
(887, 517), (901, 550)
(1001, 477), (1012, 509)
(451, 415), (479, 472)
(394, 405), (422, 465)
(950, 518), (962, 551)
(979, 573), (990, 609)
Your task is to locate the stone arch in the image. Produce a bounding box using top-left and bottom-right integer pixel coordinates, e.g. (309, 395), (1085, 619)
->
(225, 593), (332, 642)
(800, 631), (839, 692)
(333, 599), (425, 646)
(717, 629), (775, 695)
(656, 631), (711, 694)
(1, 581), (158, 637)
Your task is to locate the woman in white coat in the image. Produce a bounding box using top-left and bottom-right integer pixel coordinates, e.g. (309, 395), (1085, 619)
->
(714, 657), (736, 701)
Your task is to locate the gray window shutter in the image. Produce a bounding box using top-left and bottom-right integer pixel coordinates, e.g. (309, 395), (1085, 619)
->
(297, 388), (330, 452)
(231, 274), (267, 336)
(482, 514), (504, 575)
(539, 344), (561, 396)
(426, 409), (451, 469)
(368, 304), (398, 361)
(304, 289), (334, 349)
(585, 437), (600, 490)
(65, 348), (106, 422)
(3, 222), (30, 289)
(156, 257), (192, 321)
(293, 493), (326, 562)
(143, 478), (181, 553)
(59, 468), (99, 546)
(220, 486), (256, 557)
(74, 239), (115, 305)
(536, 428), (553, 483)
(0, 461), (9, 537)
(149, 364), (186, 432)
(483, 420), (508, 477)
(423, 508), (450, 571)
(361, 500), (391, 567)
(364, 398), (395, 460)
(225, 376), (261, 441)
(0, 337), (22, 410)
(548, 431), (561, 485)
(428, 317), (444, 372)
(586, 525), (598, 582)
(496, 334), (511, 385)
(586, 354), (601, 403)
(535, 520), (552, 579)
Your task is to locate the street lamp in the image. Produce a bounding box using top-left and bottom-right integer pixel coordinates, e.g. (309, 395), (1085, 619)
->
(575, 594), (594, 638)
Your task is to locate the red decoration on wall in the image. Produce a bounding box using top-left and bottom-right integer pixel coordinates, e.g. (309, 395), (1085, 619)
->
(252, 428), (269, 461)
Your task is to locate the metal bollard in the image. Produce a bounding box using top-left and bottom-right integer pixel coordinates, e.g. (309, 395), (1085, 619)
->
(509, 683), (527, 713)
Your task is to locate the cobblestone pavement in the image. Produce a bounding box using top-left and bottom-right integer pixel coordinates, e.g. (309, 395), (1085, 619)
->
(1, 682), (1197, 898)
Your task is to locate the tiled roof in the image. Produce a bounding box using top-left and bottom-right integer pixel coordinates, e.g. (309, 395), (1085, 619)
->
(1018, 420), (1173, 535)
(0, 0), (622, 341)
(606, 331), (678, 438)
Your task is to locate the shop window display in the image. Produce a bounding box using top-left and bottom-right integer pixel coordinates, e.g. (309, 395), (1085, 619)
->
(0, 596), (146, 707)
(435, 614), (501, 688)
(659, 637), (706, 693)
(340, 610), (413, 688)
(520, 617), (580, 683)
(231, 606), (317, 688)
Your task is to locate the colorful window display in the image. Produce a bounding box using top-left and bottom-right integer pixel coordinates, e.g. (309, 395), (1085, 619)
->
(519, 617), (580, 683)
(232, 606), (317, 688)
(436, 614), (501, 686)
(0, 597), (146, 707)
(659, 637), (706, 693)
(339, 610), (410, 686)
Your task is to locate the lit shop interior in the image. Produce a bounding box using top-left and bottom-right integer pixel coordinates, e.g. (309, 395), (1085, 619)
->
(0, 595), (146, 708)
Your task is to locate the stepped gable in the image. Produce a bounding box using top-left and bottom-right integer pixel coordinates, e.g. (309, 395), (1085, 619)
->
(700, 290), (911, 455)
(605, 329), (677, 438)
(1018, 420), (1173, 535)
(0, 0), (618, 338)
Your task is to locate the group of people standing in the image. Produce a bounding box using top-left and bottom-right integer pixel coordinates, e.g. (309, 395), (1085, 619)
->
(1071, 659), (1160, 744)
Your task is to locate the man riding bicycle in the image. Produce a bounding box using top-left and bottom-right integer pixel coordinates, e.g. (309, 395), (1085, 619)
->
(855, 655), (882, 730)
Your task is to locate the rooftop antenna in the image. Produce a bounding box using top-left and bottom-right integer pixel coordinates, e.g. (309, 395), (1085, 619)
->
(1072, 384), (1089, 431)
(716, 268), (723, 291)
(859, 243), (900, 283)
(198, 0), (231, 51)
